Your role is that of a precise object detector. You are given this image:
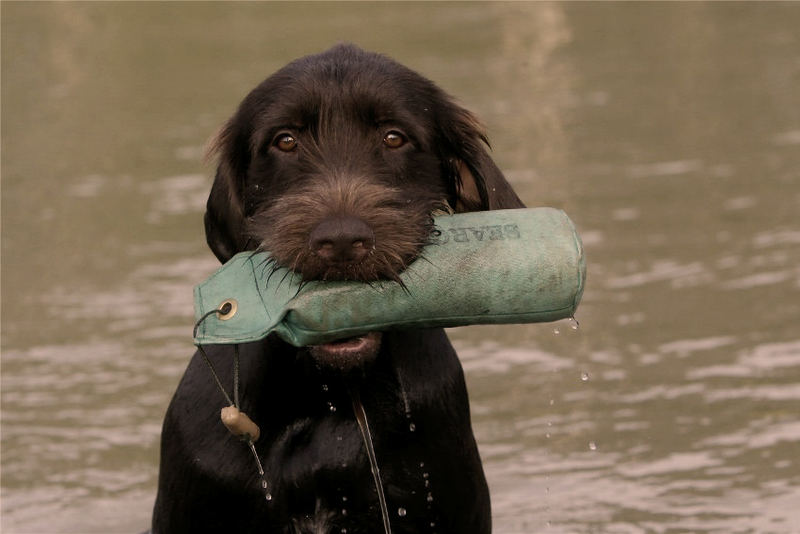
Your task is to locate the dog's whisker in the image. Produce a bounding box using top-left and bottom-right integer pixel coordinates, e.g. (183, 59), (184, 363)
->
(264, 264), (282, 289)
(275, 267), (297, 289)
(292, 281), (307, 299)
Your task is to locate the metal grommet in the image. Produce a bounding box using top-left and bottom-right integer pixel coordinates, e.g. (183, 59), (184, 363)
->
(217, 299), (238, 321)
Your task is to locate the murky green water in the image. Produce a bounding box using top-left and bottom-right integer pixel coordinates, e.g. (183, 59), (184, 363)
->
(3, 3), (799, 533)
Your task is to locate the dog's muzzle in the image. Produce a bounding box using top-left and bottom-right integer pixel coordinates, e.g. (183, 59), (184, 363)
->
(305, 215), (384, 370)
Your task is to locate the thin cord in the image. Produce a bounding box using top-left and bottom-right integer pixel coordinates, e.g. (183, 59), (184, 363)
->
(193, 308), (221, 339)
(193, 304), (270, 501)
(351, 387), (393, 534)
(193, 308), (236, 407)
(233, 344), (240, 408)
(197, 345), (234, 407)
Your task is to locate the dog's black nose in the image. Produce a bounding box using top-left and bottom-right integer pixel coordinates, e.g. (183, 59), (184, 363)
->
(309, 216), (375, 263)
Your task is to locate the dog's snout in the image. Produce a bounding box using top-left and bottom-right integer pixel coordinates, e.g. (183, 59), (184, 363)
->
(309, 216), (375, 263)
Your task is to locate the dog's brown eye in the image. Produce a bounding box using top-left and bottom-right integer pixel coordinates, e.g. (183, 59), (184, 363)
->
(274, 134), (297, 152)
(383, 131), (406, 149)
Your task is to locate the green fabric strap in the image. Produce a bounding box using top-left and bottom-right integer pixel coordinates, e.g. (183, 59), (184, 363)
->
(193, 207), (586, 346)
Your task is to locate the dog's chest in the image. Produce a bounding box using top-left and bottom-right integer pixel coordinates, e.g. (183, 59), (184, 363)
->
(257, 394), (440, 533)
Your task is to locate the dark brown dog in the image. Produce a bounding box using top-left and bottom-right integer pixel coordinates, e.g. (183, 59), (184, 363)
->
(152, 44), (523, 534)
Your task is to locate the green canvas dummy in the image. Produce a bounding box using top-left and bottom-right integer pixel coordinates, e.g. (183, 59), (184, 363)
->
(193, 208), (586, 346)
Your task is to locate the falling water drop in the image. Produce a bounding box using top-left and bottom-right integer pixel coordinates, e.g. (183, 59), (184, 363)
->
(397, 507), (407, 517)
(589, 441), (598, 451)
(569, 317), (580, 330)
(265, 493), (273, 501)
(553, 327), (561, 335)
(409, 422), (416, 432)
(581, 372), (590, 382)
(426, 492), (434, 503)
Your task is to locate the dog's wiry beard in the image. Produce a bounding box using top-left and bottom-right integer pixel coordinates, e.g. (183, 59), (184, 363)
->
(247, 175), (444, 283)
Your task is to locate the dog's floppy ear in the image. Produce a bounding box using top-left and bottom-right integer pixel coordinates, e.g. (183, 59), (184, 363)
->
(204, 120), (250, 263)
(439, 106), (525, 212)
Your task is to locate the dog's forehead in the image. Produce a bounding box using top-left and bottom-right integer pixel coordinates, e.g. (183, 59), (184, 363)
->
(252, 52), (438, 135)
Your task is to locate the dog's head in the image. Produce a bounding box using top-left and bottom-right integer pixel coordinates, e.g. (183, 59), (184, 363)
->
(205, 44), (523, 272)
(204, 44), (524, 368)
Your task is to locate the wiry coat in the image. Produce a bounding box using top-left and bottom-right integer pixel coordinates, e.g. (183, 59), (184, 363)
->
(153, 44), (524, 534)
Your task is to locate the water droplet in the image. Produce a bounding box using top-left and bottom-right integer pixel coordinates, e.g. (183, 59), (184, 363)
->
(569, 317), (580, 330)
(336, 435), (343, 441)
(329, 403), (337, 412)
(545, 432), (551, 439)
(341, 529), (347, 534)
(261, 479), (268, 489)
(321, 384), (329, 392)
(265, 493), (273, 501)
(553, 327), (561, 335)
(549, 399), (555, 406)
(397, 507), (407, 517)
(589, 441), (597, 451)
(430, 522), (436, 528)
(419, 462), (425, 468)
(342, 495), (348, 502)
(581, 372), (590, 381)
(409, 422), (416, 432)
(426, 492), (434, 503)
(422, 472), (429, 479)
(341, 508), (347, 516)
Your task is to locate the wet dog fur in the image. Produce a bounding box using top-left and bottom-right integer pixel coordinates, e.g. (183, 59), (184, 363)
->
(152, 44), (524, 534)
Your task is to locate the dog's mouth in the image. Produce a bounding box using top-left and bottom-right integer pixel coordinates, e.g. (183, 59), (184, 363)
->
(308, 331), (383, 370)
